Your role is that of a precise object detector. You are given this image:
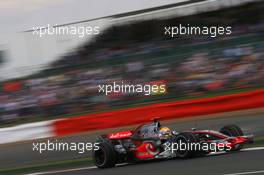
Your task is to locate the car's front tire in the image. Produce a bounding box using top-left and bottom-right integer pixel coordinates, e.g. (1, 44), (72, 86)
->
(93, 142), (116, 168)
(173, 132), (200, 158)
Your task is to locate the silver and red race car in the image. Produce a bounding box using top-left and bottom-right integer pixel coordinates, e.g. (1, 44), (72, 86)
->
(93, 119), (254, 168)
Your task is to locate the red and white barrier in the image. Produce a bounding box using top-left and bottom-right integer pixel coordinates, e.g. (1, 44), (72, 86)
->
(53, 89), (264, 136)
(0, 121), (55, 144)
(1, 89), (264, 144)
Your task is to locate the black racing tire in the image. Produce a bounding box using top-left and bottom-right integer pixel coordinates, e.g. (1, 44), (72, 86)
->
(220, 125), (244, 151)
(93, 142), (116, 168)
(220, 125), (244, 137)
(173, 132), (200, 158)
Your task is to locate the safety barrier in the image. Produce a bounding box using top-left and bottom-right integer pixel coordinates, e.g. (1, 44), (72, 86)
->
(0, 121), (54, 144)
(53, 89), (264, 136)
(1, 89), (263, 144)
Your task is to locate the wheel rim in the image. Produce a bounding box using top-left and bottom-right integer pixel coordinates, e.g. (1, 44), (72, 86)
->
(95, 148), (106, 166)
(176, 136), (188, 157)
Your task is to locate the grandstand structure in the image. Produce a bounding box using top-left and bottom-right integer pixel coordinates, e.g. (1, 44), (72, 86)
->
(0, 0), (264, 125)
(0, 0), (260, 80)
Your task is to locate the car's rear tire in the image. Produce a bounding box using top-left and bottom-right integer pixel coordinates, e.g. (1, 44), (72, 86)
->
(173, 132), (200, 158)
(220, 125), (244, 137)
(93, 142), (116, 168)
(220, 125), (244, 151)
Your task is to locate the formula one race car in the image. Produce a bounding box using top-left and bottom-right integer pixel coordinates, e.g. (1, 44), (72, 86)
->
(93, 119), (254, 168)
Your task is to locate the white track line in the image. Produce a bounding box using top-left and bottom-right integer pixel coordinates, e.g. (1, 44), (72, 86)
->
(24, 163), (128, 175)
(241, 147), (264, 151)
(24, 166), (97, 175)
(24, 147), (264, 175)
(207, 147), (264, 156)
(223, 170), (264, 175)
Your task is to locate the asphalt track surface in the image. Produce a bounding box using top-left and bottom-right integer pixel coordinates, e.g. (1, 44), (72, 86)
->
(1, 109), (264, 174)
(31, 149), (264, 175)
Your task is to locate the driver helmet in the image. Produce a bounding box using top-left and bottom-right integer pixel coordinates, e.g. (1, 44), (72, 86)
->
(159, 127), (171, 138)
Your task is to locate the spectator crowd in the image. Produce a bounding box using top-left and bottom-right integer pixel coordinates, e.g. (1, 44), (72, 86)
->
(0, 2), (264, 125)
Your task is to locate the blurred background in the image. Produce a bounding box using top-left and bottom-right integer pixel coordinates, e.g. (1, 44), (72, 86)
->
(1, 1), (264, 174)
(0, 0), (263, 127)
